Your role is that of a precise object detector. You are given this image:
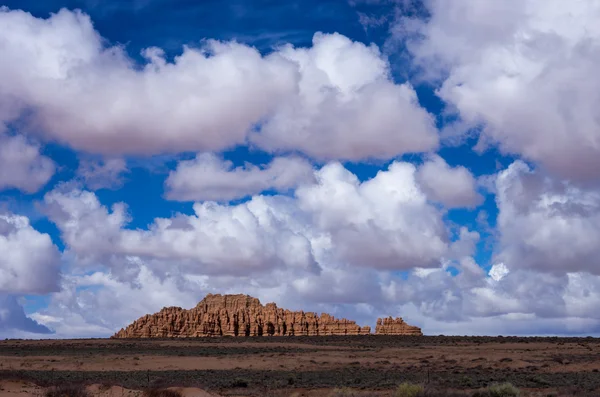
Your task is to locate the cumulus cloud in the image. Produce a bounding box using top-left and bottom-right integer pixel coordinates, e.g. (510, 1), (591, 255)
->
(252, 32), (439, 160)
(380, 258), (600, 336)
(0, 213), (61, 294)
(34, 160), (518, 336)
(416, 155), (482, 208)
(44, 189), (320, 278)
(76, 157), (128, 190)
(297, 162), (448, 269)
(495, 161), (600, 275)
(0, 8), (437, 161)
(381, 161), (600, 330)
(165, 154), (315, 202)
(0, 7), (293, 154)
(43, 161), (451, 283)
(30, 267), (201, 337)
(0, 134), (54, 193)
(402, 0), (600, 182)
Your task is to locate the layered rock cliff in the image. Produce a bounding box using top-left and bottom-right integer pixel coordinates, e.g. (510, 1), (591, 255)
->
(374, 316), (423, 336)
(112, 294), (373, 338)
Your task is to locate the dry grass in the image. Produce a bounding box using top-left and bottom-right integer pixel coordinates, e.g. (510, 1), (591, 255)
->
(394, 383), (425, 397)
(473, 383), (520, 397)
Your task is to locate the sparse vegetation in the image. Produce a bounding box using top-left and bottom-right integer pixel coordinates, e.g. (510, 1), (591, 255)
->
(415, 389), (468, 397)
(142, 389), (182, 397)
(394, 382), (425, 397)
(2, 336), (599, 396)
(329, 388), (378, 397)
(44, 384), (90, 397)
(231, 377), (249, 388)
(474, 383), (520, 397)
(330, 387), (360, 396)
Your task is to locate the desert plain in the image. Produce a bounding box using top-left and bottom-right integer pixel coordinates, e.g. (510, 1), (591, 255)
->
(1, 335), (600, 396)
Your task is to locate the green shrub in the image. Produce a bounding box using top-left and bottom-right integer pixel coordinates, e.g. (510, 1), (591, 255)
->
(394, 382), (425, 397)
(460, 375), (474, 388)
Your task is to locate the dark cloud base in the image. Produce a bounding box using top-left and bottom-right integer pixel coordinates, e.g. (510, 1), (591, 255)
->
(0, 296), (53, 335)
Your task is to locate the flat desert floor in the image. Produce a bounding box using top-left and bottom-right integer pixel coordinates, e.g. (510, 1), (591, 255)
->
(1, 336), (600, 396)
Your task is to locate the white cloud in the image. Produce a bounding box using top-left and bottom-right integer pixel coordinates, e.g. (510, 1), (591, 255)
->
(381, 260), (600, 334)
(165, 154), (315, 202)
(252, 32), (439, 160)
(360, 160), (600, 333)
(32, 160), (476, 335)
(449, 227), (480, 259)
(297, 161), (448, 269)
(0, 8), (437, 161)
(495, 161), (600, 275)
(416, 155), (482, 208)
(31, 267), (201, 338)
(35, 159), (453, 335)
(44, 188), (320, 278)
(76, 157), (128, 190)
(41, 188), (130, 268)
(0, 213), (61, 294)
(403, 0), (600, 182)
(45, 161), (451, 278)
(399, 161), (600, 328)
(0, 134), (54, 193)
(0, 8), (294, 155)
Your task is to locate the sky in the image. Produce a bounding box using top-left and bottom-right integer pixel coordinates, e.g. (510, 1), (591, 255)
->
(1, 0), (600, 338)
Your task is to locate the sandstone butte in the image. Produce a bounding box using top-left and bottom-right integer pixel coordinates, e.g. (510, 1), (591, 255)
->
(111, 294), (422, 338)
(375, 316), (423, 336)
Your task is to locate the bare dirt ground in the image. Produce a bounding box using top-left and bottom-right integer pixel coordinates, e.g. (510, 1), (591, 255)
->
(1, 336), (600, 396)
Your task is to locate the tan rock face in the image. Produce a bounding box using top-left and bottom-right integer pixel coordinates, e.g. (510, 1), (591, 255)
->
(375, 316), (423, 336)
(112, 294), (374, 338)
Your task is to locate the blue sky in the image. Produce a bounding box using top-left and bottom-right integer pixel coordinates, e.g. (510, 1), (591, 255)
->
(1, 0), (600, 338)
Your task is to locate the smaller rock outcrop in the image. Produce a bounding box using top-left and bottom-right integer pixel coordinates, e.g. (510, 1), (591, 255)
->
(375, 316), (423, 336)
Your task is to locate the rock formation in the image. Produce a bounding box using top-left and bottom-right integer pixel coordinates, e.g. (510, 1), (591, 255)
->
(375, 316), (423, 336)
(112, 294), (373, 338)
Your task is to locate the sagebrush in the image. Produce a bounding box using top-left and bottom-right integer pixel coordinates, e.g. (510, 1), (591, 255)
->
(474, 383), (520, 397)
(394, 382), (425, 397)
